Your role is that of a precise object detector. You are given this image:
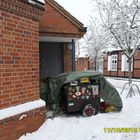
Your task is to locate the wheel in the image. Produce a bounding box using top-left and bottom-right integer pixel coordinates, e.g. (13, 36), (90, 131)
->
(82, 104), (97, 117)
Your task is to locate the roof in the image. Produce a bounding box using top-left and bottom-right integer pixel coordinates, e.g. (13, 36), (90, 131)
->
(46, 0), (86, 32)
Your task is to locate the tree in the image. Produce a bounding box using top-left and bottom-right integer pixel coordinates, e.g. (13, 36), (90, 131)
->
(94, 0), (140, 85)
(82, 19), (109, 71)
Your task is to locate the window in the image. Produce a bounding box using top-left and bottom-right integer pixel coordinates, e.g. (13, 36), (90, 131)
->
(80, 60), (83, 66)
(108, 55), (118, 71)
(121, 55), (133, 71)
(111, 55), (117, 71)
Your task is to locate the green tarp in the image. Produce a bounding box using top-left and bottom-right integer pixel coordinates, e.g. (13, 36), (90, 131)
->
(40, 71), (123, 111)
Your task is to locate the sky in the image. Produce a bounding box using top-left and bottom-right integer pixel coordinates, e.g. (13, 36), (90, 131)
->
(55, 0), (94, 27)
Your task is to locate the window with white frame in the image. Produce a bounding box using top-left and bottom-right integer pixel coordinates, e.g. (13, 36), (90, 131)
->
(108, 55), (118, 71)
(121, 55), (133, 71)
(111, 55), (118, 71)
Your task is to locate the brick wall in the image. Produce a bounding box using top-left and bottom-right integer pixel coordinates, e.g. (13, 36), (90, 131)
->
(133, 50), (140, 78)
(103, 50), (140, 78)
(0, 0), (46, 139)
(63, 43), (72, 72)
(0, 0), (44, 108)
(0, 11), (40, 109)
(0, 107), (46, 140)
(75, 58), (89, 71)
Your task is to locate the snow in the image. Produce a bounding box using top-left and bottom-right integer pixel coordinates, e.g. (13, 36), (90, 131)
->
(0, 99), (45, 120)
(19, 78), (140, 140)
(36, 0), (45, 4)
(28, 0), (45, 4)
(19, 114), (27, 120)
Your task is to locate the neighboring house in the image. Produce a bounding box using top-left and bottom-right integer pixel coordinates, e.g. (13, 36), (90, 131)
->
(75, 57), (103, 72)
(103, 50), (140, 78)
(39, 0), (86, 78)
(89, 57), (103, 73)
(75, 57), (90, 71)
(0, 0), (86, 139)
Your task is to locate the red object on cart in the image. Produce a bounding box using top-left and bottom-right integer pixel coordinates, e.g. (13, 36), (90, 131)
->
(99, 101), (108, 113)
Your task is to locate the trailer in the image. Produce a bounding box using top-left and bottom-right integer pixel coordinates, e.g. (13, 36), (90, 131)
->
(40, 71), (123, 117)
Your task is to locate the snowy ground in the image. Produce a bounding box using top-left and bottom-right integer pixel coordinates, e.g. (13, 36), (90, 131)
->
(19, 77), (140, 140)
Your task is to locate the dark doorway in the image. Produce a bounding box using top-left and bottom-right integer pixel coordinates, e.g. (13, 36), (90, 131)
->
(39, 42), (64, 79)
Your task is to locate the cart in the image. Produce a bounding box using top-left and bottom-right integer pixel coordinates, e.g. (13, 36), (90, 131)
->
(40, 71), (123, 118)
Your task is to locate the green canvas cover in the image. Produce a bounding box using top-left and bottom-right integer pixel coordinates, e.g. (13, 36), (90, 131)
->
(40, 71), (123, 111)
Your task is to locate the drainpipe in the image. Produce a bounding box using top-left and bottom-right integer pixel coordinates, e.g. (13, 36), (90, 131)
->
(72, 39), (75, 71)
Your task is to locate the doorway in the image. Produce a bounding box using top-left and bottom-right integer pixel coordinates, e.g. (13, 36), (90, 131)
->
(39, 42), (64, 79)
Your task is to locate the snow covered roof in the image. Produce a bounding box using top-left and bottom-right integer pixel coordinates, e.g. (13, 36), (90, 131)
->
(28, 0), (45, 6)
(106, 47), (122, 52)
(77, 54), (89, 58)
(36, 0), (45, 4)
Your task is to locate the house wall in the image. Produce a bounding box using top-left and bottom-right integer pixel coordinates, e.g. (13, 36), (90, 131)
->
(103, 50), (140, 78)
(75, 58), (89, 71)
(39, 0), (86, 74)
(0, 106), (46, 140)
(0, 0), (46, 139)
(133, 51), (140, 77)
(63, 43), (72, 72)
(0, 10), (40, 109)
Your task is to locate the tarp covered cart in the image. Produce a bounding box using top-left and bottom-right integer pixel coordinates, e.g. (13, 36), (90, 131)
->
(40, 71), (123, 117)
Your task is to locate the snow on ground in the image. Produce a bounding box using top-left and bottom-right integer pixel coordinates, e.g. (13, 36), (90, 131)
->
(19, 78), (140, 140)
(0, 99), (45, 120)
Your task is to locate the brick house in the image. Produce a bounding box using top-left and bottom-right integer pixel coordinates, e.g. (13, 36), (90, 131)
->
(0, 0), (86, 139)
(75, 57), (90, 71)
(75, 57), (103, 73)
(103, 49), (140, 78)
(39, 0), (86, 78)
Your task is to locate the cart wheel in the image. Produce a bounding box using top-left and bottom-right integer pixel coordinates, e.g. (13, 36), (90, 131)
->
(82, 104), (96, 117)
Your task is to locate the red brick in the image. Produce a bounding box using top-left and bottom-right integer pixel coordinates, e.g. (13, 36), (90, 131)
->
(0, 102), (10, 108)
(4, 26), (14, 31)
(1, 8), (40, 109)
(0, 107), (46, 140)
(2, 97), (12, 103)
(2, 30), (12, 35)
(2, 12), (11, 18)
(2, 73), (12, 77)
(63, 47), (72, 72)
(0, 94), (10, 99)
(12, 15), (20, 20)
(2, 81), (12, 85)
